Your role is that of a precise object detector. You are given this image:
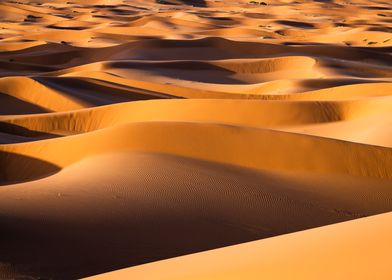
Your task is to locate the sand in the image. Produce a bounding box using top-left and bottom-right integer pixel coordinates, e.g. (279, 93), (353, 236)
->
(0, 0), (391, 279)
(84, 212), (392, 280)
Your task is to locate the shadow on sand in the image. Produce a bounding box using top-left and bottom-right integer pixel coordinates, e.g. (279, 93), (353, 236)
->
(156, 0), (207, 8)
(0, 151), (60, 185)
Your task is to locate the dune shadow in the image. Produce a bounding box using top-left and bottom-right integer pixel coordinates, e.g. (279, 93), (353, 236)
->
(33, 77), (170, 106)
(179, 0), (207, 7)
(0, 122), (60, 144)
(46, 25), (88, 31)
(0, 93), (49, 115)
(156, 0), (207, 7)
(107, 60), (247, 84)
(0, 151), (60, 186)
(276, 20), (315, 29)
(0, 60), (56, 75)
(363, 6), (391, 11)
(297, 78), (387, 92)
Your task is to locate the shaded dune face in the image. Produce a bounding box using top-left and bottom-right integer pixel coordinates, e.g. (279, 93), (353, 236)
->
(1, 152), (392, 279)
(155, 0), (207, 7)
(0, 121), (60, 144)
(0, 0), (391, 279)
(0, 93), (49, 115)
(0, 151), (60, 185)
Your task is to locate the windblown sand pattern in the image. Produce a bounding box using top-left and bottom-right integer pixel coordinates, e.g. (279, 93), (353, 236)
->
(0, 0), (391, 279)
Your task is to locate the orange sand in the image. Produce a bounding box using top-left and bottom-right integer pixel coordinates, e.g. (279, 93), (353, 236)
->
(0, 0), (391, 279)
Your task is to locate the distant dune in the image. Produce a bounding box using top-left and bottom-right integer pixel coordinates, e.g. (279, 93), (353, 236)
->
(0, 0), (391, 279)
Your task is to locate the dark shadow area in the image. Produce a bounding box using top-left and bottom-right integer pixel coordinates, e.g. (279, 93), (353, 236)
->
(33, 76), (173, 107)
(297, 78), (387, 92)
(317, 58), (392, 78)
(107, 60), (246, 84)
(93, 5), (117, 9)
(179, 0), (207, 7)
(276, 20), (315, 29)
(367, 26), (392, 33)
(109, 36), (392, 66)
(46, 25), (88, 31)
(0, 60), (56, 77)
(108, 8), (139, 16)
(0, 93), (49, 115)
(362, 6), (391, 11)
(0, 51), (78, 68)
(0, 151), (60, 185)
(0, 43), (81, 67)
(23, 14), (42, 23)
(0, 122), (60, 144)
(0, 122), (53, 137)
(155, 0), (207, 8)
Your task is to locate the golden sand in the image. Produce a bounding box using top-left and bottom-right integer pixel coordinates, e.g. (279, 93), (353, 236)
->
(0, 0), (391, 279)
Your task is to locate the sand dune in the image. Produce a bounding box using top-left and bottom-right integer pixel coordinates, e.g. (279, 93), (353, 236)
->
(84, 212), (392, 280)
(1, 151), (392, 279)
(0, 0), (391, 279)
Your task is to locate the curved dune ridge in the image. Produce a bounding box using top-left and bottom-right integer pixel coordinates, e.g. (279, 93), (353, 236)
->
(0, 0), (391, 279)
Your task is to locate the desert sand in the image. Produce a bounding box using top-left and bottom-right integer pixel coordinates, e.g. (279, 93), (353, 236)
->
(0, 0), (391, 279)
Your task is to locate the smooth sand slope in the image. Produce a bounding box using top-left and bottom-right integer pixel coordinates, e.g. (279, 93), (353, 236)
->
(0, 0), (391, 279)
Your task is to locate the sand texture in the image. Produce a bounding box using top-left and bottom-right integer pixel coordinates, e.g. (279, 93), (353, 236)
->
(0, 0), (391, 279)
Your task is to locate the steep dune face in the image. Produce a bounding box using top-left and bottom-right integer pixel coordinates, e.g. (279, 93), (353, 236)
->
(0, 0), (391, 279)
